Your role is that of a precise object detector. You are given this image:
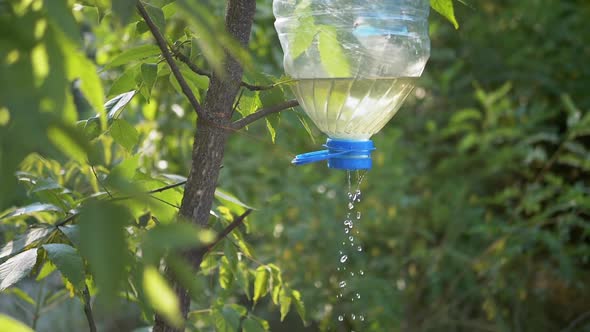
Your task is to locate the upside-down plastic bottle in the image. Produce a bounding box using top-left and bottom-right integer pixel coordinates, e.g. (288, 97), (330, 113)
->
(273, 0), (430, 169)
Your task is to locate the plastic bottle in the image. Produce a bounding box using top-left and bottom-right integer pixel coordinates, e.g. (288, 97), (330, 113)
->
(273, 0), (430, 169)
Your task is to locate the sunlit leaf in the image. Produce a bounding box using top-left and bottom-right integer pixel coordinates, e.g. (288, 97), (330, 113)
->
(105, 45), (161, 69)
(430, 0), (459, 29)
(110, 118), (139, 151)
(0, 314), (34, 332)
(279, 287), (292, 321)
(0, 227), (54, 260)
(0, 249), (38, 291)
(143, 266), (183, 328)
(0, 204), (61, 221)
(105, 91), (137, 119)
(253, 266), (270, 304)
(318, 25), (350, 77)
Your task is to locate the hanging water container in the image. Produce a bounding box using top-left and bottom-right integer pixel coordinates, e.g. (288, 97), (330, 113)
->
(273, 0), (430, 170)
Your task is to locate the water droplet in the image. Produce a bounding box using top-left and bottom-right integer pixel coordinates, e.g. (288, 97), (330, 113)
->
(338, 315), (344, 322)
(339, 250), (342, 255)
(356, 293), (361, 299)
(360, 315), (365, 321)
(339, 281), (347, 288)
(348, 202), (354, 210)
(356, 211), (361, 219)
(359, 270), (364, 275)
(349, 236), (354, 242)
(340, 255), (348, 263)
(337, 267), (340, 271)
(350, 272), (355, 277)
(357, 246), (363, 252)
(352, 314), (356, 320)
(344, 228), (350, 234)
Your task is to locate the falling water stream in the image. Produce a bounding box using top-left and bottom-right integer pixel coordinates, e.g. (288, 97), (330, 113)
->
(336, 170), (368, 331)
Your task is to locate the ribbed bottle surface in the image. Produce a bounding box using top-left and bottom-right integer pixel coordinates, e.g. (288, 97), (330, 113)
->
(273, 0), (430, 79)
(273, 0), (429, 140)
(291, 78), (415, 140)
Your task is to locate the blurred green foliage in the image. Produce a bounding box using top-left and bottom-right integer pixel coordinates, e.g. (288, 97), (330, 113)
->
(1, 0), (589, 332)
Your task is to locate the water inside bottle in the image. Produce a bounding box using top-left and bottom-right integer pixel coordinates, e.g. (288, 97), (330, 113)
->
(291, 78), (415, 140)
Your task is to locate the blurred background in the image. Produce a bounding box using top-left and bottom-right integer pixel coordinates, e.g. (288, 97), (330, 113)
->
(1, 0), (589, 331)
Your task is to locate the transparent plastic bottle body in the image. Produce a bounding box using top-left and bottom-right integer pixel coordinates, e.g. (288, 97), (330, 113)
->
(291, 77), (415, 140)
(274, 0), (430, 140)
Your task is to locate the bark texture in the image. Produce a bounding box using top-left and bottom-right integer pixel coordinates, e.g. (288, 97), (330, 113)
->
(152, 1), (257, 331)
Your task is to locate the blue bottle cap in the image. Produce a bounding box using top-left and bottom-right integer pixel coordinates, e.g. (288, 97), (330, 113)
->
(291, 138), (376, 170)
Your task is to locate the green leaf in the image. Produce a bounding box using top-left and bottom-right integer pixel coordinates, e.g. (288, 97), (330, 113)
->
(143, 266), (183, 328)
(179, 64), (210, 89)
(236, 262), (251, 299)
(253, 266), (270, 303)
(0, 249), (38, 291)
(242, 317), (266, 332)
(47, 125), (91, 163)
(42, 244), (85, 289)
(266, 117), (277, 144)
(215, 188), (255, 211)
(430, 0), (459, 29)
(78, 201), (131, 304)
(45, 0), (80, 44)
(297, 114), (316, 144)
(224, 240), (239, 273)
(142, 223), (215, 264)
(105, 45), (161, 69)
(107, 66), (140, 98)
(144, 3), (166, 32)
(0, 227), (54, 260)
(63, 39), (105, 119)
(213, 306), (241, 332)
(110, 118), (139, 151)
(290, 16), (317, 59)
(318, 25), (350, 77)
(5, 287), (36, 306)
(219, 257), (233, 290)
(291, 289), (307, 324)
(279, 287), (292, 321)
(237, 91), (261, 118)
(112, 0), (137, 26)
(0, 314), (34, 332)
(140, 63), (158, 101)
(0, 203), (61, 221)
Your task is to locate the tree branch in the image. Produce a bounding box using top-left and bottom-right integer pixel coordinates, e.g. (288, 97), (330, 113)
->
(83, 284), (97, 332)
(174, 51), (275, 91)
(136, 2), (208, 121)
(204, 209), (252, 253)
(231, 99), (299, 129)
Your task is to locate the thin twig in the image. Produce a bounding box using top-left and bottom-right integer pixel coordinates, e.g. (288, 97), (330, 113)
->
(231, 99), (299, 129)
(174, 51), (275, 91)
(91, 165), (112, 198)
(136, 2), (207, 120)
(204, 209), (252, 253)
(147, 180), (187, 194)
(55, 213), (79, 227)
(83, 284), (97, 332)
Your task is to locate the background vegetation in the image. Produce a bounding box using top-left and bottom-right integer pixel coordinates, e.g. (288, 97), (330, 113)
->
(1, 0), (589, 331)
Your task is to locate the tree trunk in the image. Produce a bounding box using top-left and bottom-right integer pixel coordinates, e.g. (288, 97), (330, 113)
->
(152, 1), (256, 331)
